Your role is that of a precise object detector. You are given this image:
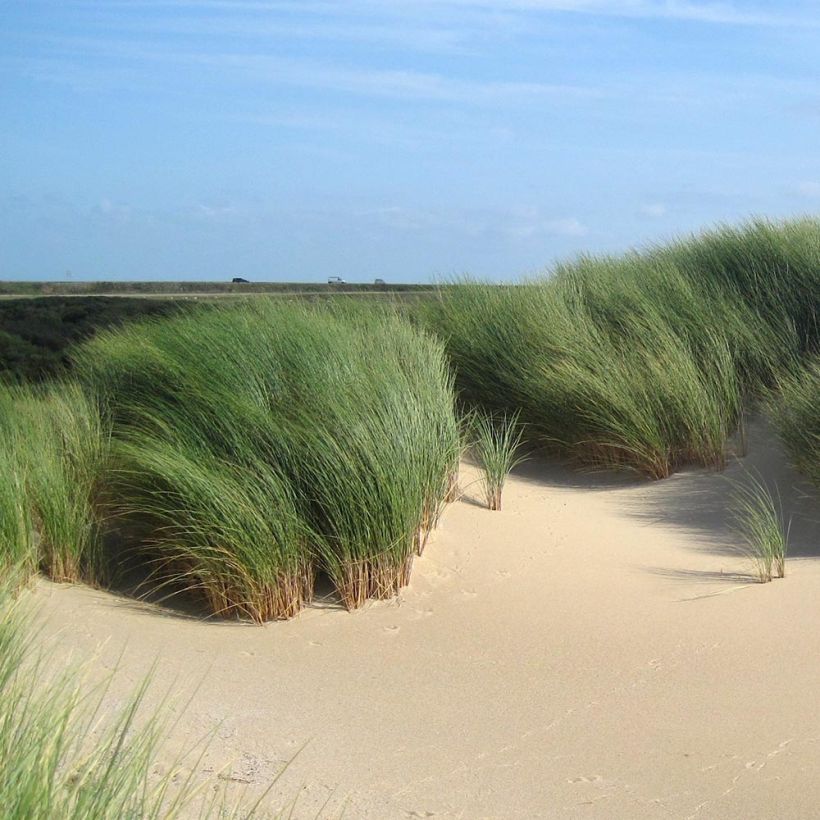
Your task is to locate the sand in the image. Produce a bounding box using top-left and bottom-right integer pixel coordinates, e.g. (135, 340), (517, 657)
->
(30, 421), (820, 818)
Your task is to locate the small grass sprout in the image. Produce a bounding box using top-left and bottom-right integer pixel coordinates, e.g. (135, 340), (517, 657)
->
(730, 473), (789, 582)
(472, 410), (527, 511)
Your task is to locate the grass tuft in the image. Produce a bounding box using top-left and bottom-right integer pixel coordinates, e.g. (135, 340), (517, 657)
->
(0, 383), (107, 584)
(0, 574), (206, 818)
(730, 474), (789, 582)
(471, 410), (527, 510)
(77, 300), (459, 619)
(423, 218), (817, 479)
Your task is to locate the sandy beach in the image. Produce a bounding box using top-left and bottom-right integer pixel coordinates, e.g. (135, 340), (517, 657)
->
(29, 421), (819, 819)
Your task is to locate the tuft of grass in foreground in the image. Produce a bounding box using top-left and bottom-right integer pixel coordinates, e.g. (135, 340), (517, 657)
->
(0, 575), (224, 819)
(471, 410), (526, 510)
(423, 218), (815, 479)
(773, 355), (820, 488)
(78, 300), (459, 620)
(731, 475), (788, 582)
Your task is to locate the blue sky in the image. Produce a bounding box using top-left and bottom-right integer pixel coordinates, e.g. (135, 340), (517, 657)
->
(1, 1), (819, 282)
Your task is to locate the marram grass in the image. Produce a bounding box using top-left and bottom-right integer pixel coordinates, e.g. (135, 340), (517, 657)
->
(0, 440), (33, 579)
(774, 355), (820, 488)
(730, 475), (788, 582)
(78, 300), (459, 620)
(471, 410), (526, 510)
(0, 572), (294, 818)
(0, 383), (107, 584)
(424, 218), (816, 479)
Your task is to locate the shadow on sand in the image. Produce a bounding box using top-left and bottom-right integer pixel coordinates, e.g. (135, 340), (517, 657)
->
(100, 533), (348, 624)
(505, 420), (819, 583)
(621, 421), (818, 564)
(99, 420), (817, 616)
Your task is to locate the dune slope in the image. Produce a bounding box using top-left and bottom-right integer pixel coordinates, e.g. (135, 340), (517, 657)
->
(31, 422), (820, 819)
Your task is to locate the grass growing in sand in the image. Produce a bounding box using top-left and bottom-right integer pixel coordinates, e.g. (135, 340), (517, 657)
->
(0, 575), (188, 818)
(424, 218), (817, 479)
(2, 216), (817, 620)
(471, 410), (526, 510)
(0, 571), (305, 818)
(77, 300), (459, 620)
(731, 475), (788, 582)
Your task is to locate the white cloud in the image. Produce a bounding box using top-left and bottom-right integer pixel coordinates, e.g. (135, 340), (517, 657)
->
(98, 198), (132, 223)
(504, 210), (588, 239)
(795, 181), (820, 198)
(544, 217), (589, 236)
(70, 0), (814, 28)
(640, 202), (667, 217)
(351, 205), (588, 241)
(194, 203), (239, 220)
(443, 1), (801, 27)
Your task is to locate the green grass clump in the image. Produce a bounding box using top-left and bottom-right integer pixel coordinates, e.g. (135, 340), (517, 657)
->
(0, 384), (107, 583)
(0, 572), (283, 818)
(425, 219), (815, 478)
(78, 300), (459, 620)
(731, 475), (788, 582)
(0, 572), (180, 818)
(657, 217), (819, 357)
(0, 432), (33, 578)
(471, 411), (526, 510)
(774, 355), (820, 487)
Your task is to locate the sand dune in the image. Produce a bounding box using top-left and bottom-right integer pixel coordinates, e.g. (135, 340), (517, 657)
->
(31, 421), (819, 818)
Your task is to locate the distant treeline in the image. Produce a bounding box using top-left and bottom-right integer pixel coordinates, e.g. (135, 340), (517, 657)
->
(0, 281), (434, 296)
(0, 297), (182, 383)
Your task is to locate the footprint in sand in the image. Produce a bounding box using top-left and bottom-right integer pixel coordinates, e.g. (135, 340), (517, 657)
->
(409, 608), (434, 620)
(383, 625), (401, 635)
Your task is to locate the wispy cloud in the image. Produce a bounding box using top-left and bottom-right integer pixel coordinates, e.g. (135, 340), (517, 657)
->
(64, 0), (819, 28)
(356, 204), (589, 241)
(411, 1), (812, 27)
(795, 181), (820, 198)
(506, 215), (588, 238)
(16, 36), (603, 104)
(18, 29), (815, 111)
(97, 16), (472, 55)
(640, 202), (668, 217)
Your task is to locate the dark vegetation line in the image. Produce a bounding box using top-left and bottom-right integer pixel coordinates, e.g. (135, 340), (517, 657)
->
(0, 292), (434, 383)
(0, 280), (435, 296)
(0, 297), (182, 383)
